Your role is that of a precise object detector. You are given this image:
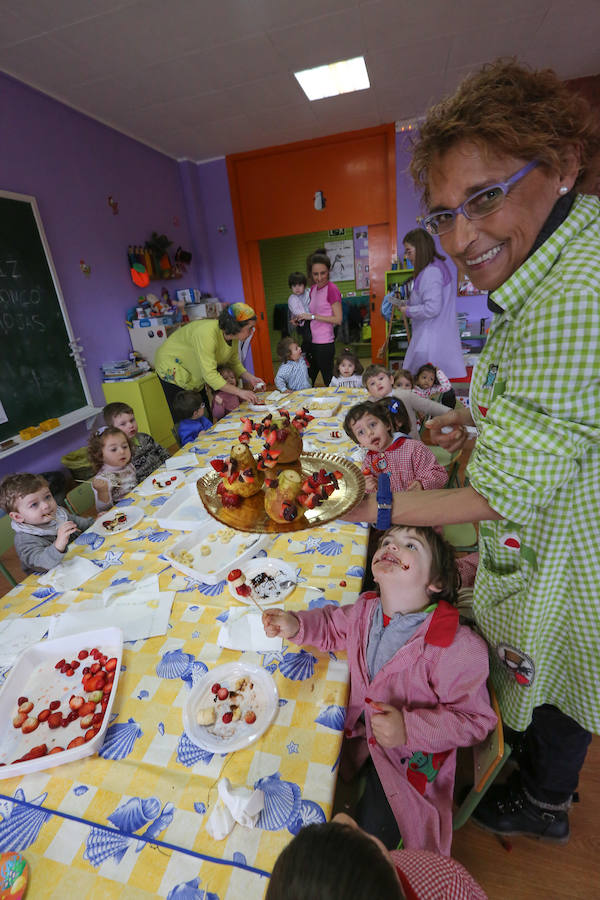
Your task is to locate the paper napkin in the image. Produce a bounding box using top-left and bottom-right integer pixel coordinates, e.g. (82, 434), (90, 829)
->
(166, 452), (199, 469)
(38, 556), (101, 591)
(205, 777), (265, 840)
(0, 617), (57, 668)
(217, 608), (282, 653)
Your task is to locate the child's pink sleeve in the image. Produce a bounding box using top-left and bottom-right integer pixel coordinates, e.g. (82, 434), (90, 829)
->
(435, 368), (451, 392)
(294, 603), (354, 652)
(410, 442), (448, 490)
(402, 627), (497, 753)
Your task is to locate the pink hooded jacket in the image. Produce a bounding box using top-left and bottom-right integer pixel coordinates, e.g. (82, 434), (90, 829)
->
(294, 595), (496, 855)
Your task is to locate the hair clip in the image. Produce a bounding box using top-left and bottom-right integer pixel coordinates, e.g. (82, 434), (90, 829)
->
(95, 425), (108, 436)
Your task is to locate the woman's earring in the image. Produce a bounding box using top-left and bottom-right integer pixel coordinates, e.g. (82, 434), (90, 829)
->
(559, 185), (569, 195)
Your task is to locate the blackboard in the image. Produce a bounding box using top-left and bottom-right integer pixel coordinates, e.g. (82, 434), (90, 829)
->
(0, 191), (92, 444)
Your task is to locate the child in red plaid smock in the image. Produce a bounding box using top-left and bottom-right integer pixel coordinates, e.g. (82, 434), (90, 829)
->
(344, 400), (448, 494)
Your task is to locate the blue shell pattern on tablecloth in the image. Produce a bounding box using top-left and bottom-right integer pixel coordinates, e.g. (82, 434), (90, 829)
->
(279, 649), (317, 681)
(156, 649), (194, 679)
(176, 732), (215, 767)
(254, 772), (302, 831)
(107, 797), (161, 832)
(98, 717), (143, 760)
(0, 790), (52, 853)
(315, 705), (345, 731)
(287, 799), (326, 835)
(74, 531), (105, 550)
(167, 877), (220, 900)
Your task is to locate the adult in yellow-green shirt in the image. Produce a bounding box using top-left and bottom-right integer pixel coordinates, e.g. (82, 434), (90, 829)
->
(155, 303), (265, 416)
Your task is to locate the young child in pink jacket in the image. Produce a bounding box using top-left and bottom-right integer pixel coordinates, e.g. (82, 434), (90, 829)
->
(263, 526), (496, 856)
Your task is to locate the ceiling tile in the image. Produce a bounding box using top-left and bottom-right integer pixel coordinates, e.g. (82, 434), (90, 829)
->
(1, 34), (111, 90)
(268, 7), (366, 68)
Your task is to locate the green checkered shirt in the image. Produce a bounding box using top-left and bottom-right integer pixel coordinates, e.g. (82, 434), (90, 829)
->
(467, 193), (600, 732)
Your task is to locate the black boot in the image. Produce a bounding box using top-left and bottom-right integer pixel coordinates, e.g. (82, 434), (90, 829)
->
(472, 774), (570, 843)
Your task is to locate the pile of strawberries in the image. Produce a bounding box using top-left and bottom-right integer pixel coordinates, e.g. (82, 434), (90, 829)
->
(7, 647), (117, 764)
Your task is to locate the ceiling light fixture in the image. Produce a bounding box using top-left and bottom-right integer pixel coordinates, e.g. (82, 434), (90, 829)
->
(294, 56), (370, 101)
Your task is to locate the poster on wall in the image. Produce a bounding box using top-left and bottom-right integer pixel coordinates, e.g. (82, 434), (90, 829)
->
(324, 239), (354, 282)
(457, 271), (487, 296)
(353, 226), (369, 290)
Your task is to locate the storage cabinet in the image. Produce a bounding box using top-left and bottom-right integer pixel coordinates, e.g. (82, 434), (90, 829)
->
(102, 373), (174, 450)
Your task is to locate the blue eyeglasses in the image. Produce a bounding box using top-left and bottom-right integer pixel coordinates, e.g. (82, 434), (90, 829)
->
(421, 160), (540, 236)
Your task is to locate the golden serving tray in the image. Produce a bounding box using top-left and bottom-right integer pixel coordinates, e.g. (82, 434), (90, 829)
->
(197, 451), (365, 533)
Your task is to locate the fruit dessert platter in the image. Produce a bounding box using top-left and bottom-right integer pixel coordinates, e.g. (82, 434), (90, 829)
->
(205, 409), (344, 526)
(0, 634), (121, 776)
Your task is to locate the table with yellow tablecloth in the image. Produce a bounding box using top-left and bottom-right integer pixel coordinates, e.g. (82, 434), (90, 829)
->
(0, 388), (368, 899)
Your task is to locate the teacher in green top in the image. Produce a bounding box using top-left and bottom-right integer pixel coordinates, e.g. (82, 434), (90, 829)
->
(155, 302), (265, 415)
(347, 59), (600, 845)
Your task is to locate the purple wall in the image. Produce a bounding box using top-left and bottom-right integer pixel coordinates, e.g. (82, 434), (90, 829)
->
(395, 132), (490, 330)
(0, 73), (200, 480)
(193, 160), (244, 304)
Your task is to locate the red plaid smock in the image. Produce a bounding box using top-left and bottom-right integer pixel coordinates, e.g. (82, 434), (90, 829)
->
(392, 848), (487, 899)
(364, 434), (448, 492)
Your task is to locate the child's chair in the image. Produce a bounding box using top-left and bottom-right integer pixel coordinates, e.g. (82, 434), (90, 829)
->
(453, 682), (511, 830)
(0, 513), (18, 588)
(65, 481), (95, 517)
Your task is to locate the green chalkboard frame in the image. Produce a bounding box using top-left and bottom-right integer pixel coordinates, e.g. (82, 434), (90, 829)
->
(0, 190), (97, 456)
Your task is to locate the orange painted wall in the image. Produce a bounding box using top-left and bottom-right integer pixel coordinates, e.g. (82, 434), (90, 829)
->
(227, 124), (397, 380)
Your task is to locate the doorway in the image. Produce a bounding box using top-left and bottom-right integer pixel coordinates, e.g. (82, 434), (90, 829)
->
(226, 124), (397, 383)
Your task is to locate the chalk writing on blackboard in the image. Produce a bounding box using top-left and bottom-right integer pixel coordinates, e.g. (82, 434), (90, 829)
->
(0, 190), (93, 444)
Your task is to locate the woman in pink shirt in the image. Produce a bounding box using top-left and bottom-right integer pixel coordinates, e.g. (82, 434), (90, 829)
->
(295, 251), (342, 385)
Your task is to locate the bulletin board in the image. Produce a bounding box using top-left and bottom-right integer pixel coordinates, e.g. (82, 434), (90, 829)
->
(0, 190), (93, 446)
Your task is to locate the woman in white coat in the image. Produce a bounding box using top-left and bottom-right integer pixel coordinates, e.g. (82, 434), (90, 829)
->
(400, 229), (466, 379)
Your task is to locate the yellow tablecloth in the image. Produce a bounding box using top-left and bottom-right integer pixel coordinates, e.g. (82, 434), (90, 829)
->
(0, 388), (368, 899)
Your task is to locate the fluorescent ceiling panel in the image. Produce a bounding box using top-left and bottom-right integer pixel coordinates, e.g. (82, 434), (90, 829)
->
(295, 56), (370, 101)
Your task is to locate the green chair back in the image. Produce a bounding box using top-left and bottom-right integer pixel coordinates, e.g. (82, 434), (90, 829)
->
(65, 481), (95, 517)
(0, 513), (18, 587)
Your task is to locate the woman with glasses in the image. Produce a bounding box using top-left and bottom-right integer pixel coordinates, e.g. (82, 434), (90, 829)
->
(346, 59), (600, 844)
(398, 228), (466, 379)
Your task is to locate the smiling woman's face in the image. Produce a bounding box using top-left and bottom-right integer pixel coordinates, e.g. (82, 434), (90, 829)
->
(427, 141), (569, 293)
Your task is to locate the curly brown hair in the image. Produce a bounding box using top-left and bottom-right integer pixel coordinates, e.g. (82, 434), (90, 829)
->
(410, 58), (600, 205)
(0, 473), (48, 513)
(88, 427), (133, 473)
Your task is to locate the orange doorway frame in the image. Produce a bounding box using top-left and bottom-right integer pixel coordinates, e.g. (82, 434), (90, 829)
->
(226, 124), (397, 383)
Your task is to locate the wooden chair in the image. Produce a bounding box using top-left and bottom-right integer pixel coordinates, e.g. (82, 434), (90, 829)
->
(65, 481), (95, 517)
(0, 513), (18, 588)
(453, 682), (511, 830)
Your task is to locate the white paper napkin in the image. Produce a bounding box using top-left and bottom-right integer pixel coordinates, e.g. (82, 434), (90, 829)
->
(211, 422), (236, 432)
(166, 452), (199, 469)
(49, 575), (174, 642)
(0, 616), (57, 668)
(217, 608), (282, 653)
(38, 556), (101, 591)
(205, 777), (264, 840)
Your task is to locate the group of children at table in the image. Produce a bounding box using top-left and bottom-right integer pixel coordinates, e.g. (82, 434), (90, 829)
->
(0, 350), (495, 878)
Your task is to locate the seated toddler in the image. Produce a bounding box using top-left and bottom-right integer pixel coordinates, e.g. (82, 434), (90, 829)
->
(0, 473), (94, 575)
(274, 338), (311, 392)
(173, 390), (212, 445)
(103, 402), (170, 481)
(212, 365), (241, 421)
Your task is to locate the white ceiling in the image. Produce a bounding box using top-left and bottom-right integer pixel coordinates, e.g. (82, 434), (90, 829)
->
(1, 0), (599, 162)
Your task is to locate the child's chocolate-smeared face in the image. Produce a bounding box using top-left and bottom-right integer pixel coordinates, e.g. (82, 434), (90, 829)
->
(351, 413), (391, 452)
(372, 528), (440, 602)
